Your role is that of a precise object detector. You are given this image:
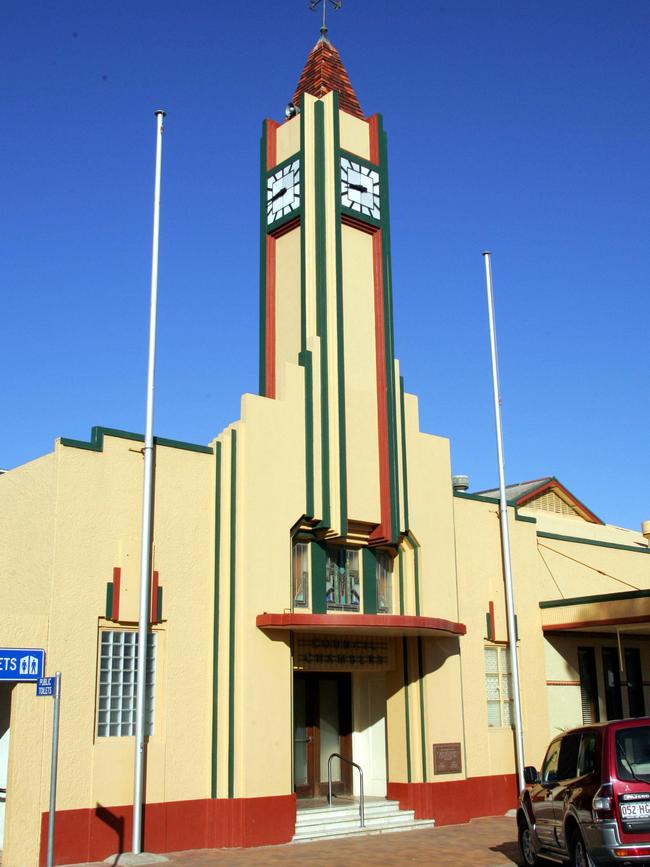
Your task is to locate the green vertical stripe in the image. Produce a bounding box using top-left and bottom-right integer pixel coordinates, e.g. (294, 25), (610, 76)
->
(259, 123), (268, 396)
(362, 547), (377, 614)
(314, 101), (331, 529)
(402, 637), (412, 783)
(105, 583), (113, 620)
(227, 431), (237, 798)
(311, 542), (327, 614)
(411, 534), (421, 617)
(417, 637), (427, 783)
(332, 93), (348, 536)
(399, 376), (410, 531)
(211, 441), (222, 798)
(156, 587), (163, 621)
(377, 117), (400, 542)
(299, 349), (315, 518)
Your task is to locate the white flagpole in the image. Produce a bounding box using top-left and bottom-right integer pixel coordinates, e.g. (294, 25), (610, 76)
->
(483, 251), (526, 794)
(132, 109), (166, 855)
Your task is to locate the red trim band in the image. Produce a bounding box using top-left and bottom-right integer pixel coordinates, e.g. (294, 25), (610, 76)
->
(388, 775), (517, 826)
(39, 795), (296, 866)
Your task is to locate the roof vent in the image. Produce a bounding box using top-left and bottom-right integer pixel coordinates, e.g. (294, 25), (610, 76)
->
(642, 521), (650, 544)
(452, 474), (470, 493)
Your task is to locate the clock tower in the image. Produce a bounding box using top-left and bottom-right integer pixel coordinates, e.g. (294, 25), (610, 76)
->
(259, 34), (405, 547)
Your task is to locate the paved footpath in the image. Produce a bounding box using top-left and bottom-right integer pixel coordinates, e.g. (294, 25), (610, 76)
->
(70, 816), (525, 867)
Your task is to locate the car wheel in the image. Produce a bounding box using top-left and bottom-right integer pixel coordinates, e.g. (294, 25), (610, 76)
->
(518, 821), (540, 866)
(571, 829), (595, 867)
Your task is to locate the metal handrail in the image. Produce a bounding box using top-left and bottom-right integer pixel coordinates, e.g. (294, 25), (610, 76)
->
(327, 753), (364, 828)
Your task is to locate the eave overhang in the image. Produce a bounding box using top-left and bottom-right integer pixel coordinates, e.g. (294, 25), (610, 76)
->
(257, 612), (466, 639)
(540, 589), (650, 634)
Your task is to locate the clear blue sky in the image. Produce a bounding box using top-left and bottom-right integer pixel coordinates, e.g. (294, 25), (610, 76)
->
(3, 1), (648, 530)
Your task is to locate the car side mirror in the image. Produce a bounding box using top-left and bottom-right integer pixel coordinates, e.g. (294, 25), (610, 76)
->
(524, 766), (540, 785)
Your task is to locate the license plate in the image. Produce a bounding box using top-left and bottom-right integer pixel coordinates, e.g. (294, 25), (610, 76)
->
(621, 802), (650, 820)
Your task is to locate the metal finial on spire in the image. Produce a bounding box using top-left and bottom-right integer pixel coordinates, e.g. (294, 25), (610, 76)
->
(309, 0), (342, 38)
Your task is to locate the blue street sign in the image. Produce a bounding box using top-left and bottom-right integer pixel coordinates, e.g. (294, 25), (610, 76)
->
(0, 648), (45, 682)
(37, 677), (56, 697)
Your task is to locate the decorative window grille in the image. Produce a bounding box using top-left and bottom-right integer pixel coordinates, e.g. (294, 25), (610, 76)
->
(326, 548), (360, 611)
(97, 631), (156, 737)
(376, 552), (393, 614)
(292, 542), (309, 608)
(485, 646), (514, 727)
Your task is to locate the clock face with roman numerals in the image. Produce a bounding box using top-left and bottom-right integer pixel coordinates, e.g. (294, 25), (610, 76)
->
(340, 156), (380, 220)
(267, 159), (300, 226)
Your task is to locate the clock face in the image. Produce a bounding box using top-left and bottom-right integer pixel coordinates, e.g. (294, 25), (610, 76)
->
(267, 159), (300, 226)
(340, 156), (380, 220)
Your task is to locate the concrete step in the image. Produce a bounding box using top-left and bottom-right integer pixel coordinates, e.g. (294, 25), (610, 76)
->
(293, 817), (435, 843)
(295, 800), (402, 825)
(293, 799), (434, 842)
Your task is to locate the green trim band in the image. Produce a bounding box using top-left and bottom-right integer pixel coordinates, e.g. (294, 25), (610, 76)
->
(60, 426), (213, 455)
(311, 542), (327, 615)
(228, 431), (237, 799)
(314, 100), (331, 529)
(540, 587), (650, 610)
(105, 583), (113, 620)
(408, 533), (421, 617)
(300, 93), (307, 353)
(452, 491), (537, 523)
(362, 547), (377, 614)
(417, 637), (427, 783)
(332, 92), (348, 537)
(537, 530), (650, 555)
(211, 441), (222, 799)
(402, 637), (412, 783)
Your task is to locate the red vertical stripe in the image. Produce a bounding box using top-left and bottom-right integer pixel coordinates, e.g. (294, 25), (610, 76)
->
(489, 600), (496, 641)
(265, 235), (276, 399)
(370, 230), (391, 544)
(151, 571), (159, 623)
(266, 120), (279, 170)
(112, 567), (121, 621)
(368, 115), (380, 165)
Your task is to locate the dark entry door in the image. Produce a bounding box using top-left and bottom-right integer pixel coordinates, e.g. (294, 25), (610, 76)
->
(293, 673), (352, 798)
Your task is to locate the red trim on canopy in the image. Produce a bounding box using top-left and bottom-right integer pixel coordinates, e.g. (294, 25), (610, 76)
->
(257, 612), (466, 638)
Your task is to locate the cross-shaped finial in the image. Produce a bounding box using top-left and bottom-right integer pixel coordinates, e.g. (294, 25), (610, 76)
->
(309, 0), (342, 38)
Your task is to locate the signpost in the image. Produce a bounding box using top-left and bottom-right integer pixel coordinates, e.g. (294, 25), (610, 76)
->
(37, 671), (61, 867)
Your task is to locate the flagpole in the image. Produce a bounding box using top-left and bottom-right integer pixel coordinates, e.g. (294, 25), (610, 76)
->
(483, 251), (526, 794)
(132, 109), (166, 855)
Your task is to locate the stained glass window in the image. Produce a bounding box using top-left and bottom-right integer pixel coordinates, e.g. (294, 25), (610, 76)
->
(325, 548), (360, 611)
(292, 542), (309, 608)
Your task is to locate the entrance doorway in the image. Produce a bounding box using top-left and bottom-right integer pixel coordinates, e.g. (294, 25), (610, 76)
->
(293, 673), (352, 798)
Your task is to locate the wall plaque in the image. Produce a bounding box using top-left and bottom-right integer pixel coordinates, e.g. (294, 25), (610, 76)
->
(433, 742), (462, 775)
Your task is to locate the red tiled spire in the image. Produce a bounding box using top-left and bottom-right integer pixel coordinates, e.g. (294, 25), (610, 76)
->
(292, 37), (364, 120)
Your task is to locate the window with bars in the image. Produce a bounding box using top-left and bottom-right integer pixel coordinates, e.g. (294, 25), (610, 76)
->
(292, 541), (309, 608)
(485, 645), (514, 727)
(375, 552), (393, 614)
(97, 631), (156, 737)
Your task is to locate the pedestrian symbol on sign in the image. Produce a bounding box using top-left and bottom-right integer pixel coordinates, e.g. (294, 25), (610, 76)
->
(20, 655), (39, 676)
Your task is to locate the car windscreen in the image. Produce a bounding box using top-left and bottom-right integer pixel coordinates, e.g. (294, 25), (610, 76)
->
(615, 726), (650, 782)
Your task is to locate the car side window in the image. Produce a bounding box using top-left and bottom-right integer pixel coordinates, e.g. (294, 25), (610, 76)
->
(577, 732), (597, 777)
(557, 732), (581, 781)
(542, 739), (561, 784)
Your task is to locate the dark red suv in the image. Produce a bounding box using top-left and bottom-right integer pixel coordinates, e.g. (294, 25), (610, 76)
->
(517, 718), (650, 866)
